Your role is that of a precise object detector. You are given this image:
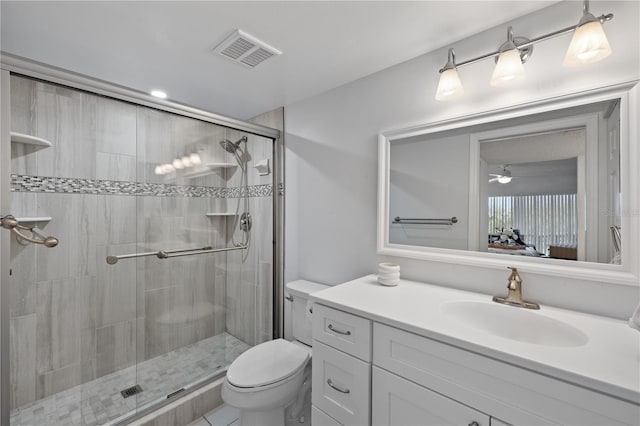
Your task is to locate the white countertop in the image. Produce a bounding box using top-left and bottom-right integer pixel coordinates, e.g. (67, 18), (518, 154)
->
(309, 275), (640, 404)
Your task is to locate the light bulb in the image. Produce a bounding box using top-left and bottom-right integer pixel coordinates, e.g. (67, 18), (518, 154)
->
(435, 68), (464, 101)
(172, 159), (184, 169)
(497, 176), (512, 184)
(490, 48), (525, 86)
(190, 153), (202, 165)
(150, 90), (167, 99)
(164, 164), (175, 173)
(563, 20), (611, 67)
(181, 156), (193, 168)
(154, 165), (164, 175)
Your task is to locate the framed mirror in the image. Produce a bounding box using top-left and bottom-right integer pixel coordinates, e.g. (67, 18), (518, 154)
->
(377, 82), (639, 285)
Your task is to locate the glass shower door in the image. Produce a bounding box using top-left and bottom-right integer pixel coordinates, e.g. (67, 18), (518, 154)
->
(6, 74), (141, 426)
(132, 109), (275, 414)
(4, 70), (279, 426)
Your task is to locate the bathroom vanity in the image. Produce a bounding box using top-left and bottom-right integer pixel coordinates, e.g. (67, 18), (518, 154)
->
(309, 275), (640, 426)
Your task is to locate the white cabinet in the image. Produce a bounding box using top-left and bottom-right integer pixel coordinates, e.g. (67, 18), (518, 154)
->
(312, 341), (371, 425)
(312, 303), (372, 361)
(312, 305), (372, 425)
(310, 303), (639, 426)
(373, 322), (638, 425)
(372, 367), (490, 426)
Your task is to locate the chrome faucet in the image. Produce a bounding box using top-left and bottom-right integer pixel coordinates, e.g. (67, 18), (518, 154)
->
(492, 267), (540, 310)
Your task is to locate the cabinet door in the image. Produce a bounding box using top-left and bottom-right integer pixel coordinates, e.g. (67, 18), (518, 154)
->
(312, 341), (371, 425)
(372, 367), (490, 426)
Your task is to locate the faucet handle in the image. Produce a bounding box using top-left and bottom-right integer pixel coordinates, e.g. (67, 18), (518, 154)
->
(506, 266), (521, 289)
(507, 266), (521, 278)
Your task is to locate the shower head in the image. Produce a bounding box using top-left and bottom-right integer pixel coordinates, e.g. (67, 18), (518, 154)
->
(219, 136), (247, 154)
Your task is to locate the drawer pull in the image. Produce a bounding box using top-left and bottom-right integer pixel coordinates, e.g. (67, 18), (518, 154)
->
(328, 324), (351, 336)
(468, 422), (480, 426)
(327, 379), (350, 394)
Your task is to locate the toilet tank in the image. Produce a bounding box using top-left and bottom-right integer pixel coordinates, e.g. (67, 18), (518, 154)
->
(286, 280), (329, 346)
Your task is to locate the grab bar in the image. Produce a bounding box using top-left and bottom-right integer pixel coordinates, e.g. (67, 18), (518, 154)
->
(0, 215), (59, 247)
(106, 244), (247, 265)
(393, 216), (458, 225)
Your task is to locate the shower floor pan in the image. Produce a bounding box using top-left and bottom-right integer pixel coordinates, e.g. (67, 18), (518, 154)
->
(10, 332), (250, 426)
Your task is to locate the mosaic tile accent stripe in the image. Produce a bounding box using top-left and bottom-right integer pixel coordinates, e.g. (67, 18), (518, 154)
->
(10, 175), (272, 198)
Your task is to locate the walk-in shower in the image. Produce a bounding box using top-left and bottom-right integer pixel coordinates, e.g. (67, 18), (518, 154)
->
(1, 63), (283, 426)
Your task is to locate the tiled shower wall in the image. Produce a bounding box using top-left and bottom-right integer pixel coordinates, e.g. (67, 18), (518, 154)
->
(8, 76), (275, 410)
(223, 108), (283, 346)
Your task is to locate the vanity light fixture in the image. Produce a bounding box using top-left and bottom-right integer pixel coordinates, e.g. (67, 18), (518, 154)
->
(490, 27), (528, 87)
(172, 158), (185, 169)
(563, 0), (612, 66)
(435, 49), (464, 101)
(190, 153), (202, 165)
(435, 0), (614, 100)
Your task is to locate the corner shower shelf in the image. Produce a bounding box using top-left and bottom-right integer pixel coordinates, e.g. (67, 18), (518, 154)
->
(15, 217), (52, 224)
(206, 213), (237, 217)
(10, 132), (52, 148)
(183, 163), (237, 179)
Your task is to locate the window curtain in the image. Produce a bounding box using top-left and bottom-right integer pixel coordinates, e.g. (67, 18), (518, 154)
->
(488, 194), (578, 254)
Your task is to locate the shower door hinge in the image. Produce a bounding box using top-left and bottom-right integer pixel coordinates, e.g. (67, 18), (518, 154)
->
(278, 182), (284, 195)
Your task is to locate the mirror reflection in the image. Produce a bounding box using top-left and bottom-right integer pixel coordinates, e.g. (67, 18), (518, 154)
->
(388, 98), (621, 264)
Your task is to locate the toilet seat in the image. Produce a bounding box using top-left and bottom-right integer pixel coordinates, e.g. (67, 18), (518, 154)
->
(226, 339), (310, 389)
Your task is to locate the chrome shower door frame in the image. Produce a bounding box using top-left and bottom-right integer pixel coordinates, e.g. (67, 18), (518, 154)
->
(0, 53), (285, 425)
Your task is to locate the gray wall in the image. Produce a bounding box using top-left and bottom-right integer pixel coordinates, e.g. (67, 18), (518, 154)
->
(8, 76), (274, 409)
(284, 1), (640, 319)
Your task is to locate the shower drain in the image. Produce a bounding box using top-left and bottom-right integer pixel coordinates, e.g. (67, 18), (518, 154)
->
(120, 384), (143, 399)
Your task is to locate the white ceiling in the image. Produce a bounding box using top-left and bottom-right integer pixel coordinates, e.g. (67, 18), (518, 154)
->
(1, 1), (556, 120)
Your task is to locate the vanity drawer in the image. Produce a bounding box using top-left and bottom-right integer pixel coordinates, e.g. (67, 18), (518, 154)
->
(373, 322), (639, 425)
(313, 304), (372, 361)
(312, 406), (343, 426)
(312, 341), (371, 425)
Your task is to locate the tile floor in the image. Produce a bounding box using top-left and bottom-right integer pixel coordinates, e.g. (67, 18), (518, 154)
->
(188, 402), (312, 426)
(10, 332), (250, 426)
(187, 405), (239, 426)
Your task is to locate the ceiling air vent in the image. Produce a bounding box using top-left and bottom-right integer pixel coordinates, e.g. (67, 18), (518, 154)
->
(214, 29), (282, 68)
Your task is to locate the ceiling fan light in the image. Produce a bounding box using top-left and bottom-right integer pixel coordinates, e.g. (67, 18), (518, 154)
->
(563, 18), (611, 67)
(497, 175), (513, 184)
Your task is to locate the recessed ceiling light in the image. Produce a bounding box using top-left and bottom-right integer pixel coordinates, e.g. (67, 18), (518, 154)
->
(150, 90), (167, 99)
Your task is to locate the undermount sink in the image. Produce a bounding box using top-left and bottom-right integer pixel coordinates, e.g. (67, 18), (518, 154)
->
(442, 301), (589, 348)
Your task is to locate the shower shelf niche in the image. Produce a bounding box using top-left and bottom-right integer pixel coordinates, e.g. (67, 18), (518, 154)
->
(183, 162), (237, 179)
(11, 132), (52, 148)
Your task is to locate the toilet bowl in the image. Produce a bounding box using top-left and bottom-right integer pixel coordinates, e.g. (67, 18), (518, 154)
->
(222, 280), (328, 426)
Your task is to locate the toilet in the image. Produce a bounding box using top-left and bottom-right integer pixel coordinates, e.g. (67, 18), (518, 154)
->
(222, 280), (329, 426)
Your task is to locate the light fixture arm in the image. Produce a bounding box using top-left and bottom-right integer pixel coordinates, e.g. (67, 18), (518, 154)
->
(438, 5), (613, 73)
(439, 48), (457, 73)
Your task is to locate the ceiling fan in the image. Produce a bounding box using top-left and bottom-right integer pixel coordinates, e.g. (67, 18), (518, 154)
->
(489, 165), (517, 184)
